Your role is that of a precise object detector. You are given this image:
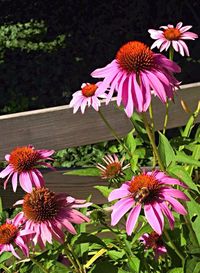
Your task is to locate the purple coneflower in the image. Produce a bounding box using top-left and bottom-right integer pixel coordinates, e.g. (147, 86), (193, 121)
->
(14, 187), (91, 248)
(140, 231), (167, 259)
(69, 82), (106, 113)
(0, 214), (33, 259)
(148, 22), (198, 56)
(91, 41), (180, 117)
(108, 171), (189, 235)
(0, 145), (54, 193)
(96, 154), (130, 180)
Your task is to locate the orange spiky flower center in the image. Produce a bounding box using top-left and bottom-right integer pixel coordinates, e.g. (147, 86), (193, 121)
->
(9, 146), (40, 173)
(116, 41), (154, 73)
(164, 28), (181, 41)
(104, 162), (122, 179)
(82, 83), (98, 97)
(129, 174), (160, 203)
(0, 223), (18, 244)
(23, 188), (59, 222)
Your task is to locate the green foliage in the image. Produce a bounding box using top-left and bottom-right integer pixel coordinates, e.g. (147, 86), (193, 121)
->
(0, 20), (65, 62)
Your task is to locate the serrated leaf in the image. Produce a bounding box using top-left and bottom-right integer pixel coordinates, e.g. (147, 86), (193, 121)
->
(94, 186), (113, 198)
(64, 168), (100, 176)
(158, 132), (175, 167)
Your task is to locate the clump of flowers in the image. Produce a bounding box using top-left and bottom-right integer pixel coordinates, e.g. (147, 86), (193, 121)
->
(148, 22), (198, 56)
(91, 41), (180, 117)
(69, 82), (106, 113)
(0, 145), (54, 192)
(108, 171), (189, 235)
(14, 187), (91, 248)
(0, 214), (33, 259)
(140, 231), (167, 259)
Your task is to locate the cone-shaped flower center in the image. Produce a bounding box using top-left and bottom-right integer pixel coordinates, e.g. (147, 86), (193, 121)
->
(146, 231), (162, 249)
(116, 41), (154, 73)
(105, 162), (122, 179)
(164, 28), (181, 40)
(129, 174), (160, 203)
(9, 146), (40, 173)
(0, 223), (18, 244)
(82, 83), (97, 97)
(23, 188), (59, 222)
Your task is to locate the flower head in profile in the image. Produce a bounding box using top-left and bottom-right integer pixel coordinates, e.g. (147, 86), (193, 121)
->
(0, 214), (33, 259)
(0, 145), (54, 193)
(91, 41), (180, 117)
(140, 231), (167, 259)
(148, 22), (198, 56)
(15, 187), (91, 248)
(108, 171), (189, 235)
(97, 154), (130, 180)
(69, 82), (106, 114)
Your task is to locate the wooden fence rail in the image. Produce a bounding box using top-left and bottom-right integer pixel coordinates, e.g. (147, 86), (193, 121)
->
(0, 82), (200, 207)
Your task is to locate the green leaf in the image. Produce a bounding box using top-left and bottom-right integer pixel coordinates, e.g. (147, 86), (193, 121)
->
(0, 252), (13, 263)
(94, 186), (113, 198)
(131, 223), (152, 244)
(175, 151), (200, 167)
(107, 250), (125, 260)
(50, 262), (72, 273)
(184, 256), (200, 273)
(158, 132), (175, 167)
(73, 233), (107, 248)
(167, 165), (199, 192)
(167, 268), (183, 273)
(64, 168), (100, 176)
(186, 193), (200, 245)
(125, 130), (136, 155)
(89, 261), (118, 273)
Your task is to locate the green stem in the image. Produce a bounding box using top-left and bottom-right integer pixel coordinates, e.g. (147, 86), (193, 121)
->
(67, 243), (86, 273)
(98, 109), (132, 157)
(64, 245), (80, 273)
(169, 47), (174, 60)
(183, 214), (200, 247)
(149, 103), (157, 167)
(164, 230), (184, 262)
(29, 257), (49, 273)
(163, 99), (169, 135)
(0, 264), (11, 273)
(141, 113), (165, 171)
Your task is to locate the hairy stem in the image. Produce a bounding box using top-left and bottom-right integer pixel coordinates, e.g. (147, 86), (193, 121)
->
(98, 109), (132, 157)
(141, 113), (165, 171)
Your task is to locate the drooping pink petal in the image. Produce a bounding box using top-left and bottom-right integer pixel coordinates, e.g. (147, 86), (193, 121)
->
(126, 204), (142, 235)
(19, 172), (33, 193)
(111, 198), (134, 226)
(164, 196), (187, 215)
(0, 164), (13, 178)
(144, 203), (162, 235)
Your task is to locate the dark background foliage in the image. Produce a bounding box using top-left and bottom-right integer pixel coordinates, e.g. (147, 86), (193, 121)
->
(0, 0), (199, 114)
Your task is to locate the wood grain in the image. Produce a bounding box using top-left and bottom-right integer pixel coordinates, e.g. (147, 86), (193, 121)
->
(0, 169), (107, 208)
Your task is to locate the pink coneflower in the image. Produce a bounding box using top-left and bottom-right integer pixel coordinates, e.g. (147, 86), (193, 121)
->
(140, 231), (167, 259)
(148, 22), (198, 56)
(96, 154), (130, 180)
(14, 187), (91, 248)
(91, 41), (180, 117)
(108, 171), (189, 235)
(0, 214), (33, 259)
(69, 82), (106, 114)
(0, 145), (54, 193)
